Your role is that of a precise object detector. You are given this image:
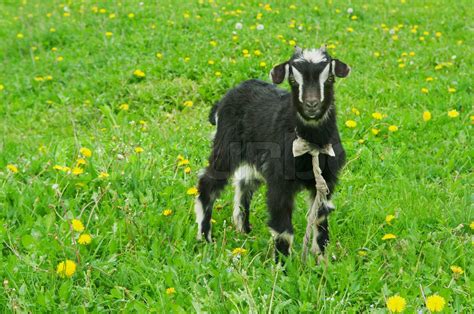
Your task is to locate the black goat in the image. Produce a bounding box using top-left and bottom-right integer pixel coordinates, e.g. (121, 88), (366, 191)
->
(195, 46), (350, 260)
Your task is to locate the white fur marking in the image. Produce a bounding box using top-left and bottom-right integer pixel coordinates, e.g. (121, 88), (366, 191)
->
(295, 49), (327, 64)
(319, 64), (330, 102)
(291, 66), (304, 103)
(232, 182), (245, 232)
(194, 198), (204, 240)
(324, 199), (335, 210)
(270, 229), (294, 249)
(331, 60), (336, 76)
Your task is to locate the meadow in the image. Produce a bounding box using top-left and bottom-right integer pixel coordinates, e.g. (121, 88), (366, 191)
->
(0, 0), (472, 312)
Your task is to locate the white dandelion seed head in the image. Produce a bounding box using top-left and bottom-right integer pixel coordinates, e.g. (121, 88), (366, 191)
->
(347, 8), (353, 14)
(52, 183), (59, 190)
(389, 29), (396, 35)
(235, 22), (243, 30)
(256, 24), (264, 30)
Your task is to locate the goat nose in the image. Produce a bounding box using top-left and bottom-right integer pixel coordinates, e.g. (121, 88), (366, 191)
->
(305, 100), (319, 108)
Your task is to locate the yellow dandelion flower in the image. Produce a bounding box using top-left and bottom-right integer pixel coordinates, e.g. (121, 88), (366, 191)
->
(184, 167), (191, 174)
(426, 295), (446, 312)
(254, 50), (262, 56)
(357, 250), (367, 256)
(215, 71), (222, 77)
(211, 218), (217, 224)
(421, 88), (429, 94)
(156, 53), (163, 59)
(358, 139), (365, 144)
(288, 40), (296, 46)
(409, 51), (415, 56)
(434, 64), (443, 70)
(382, 233), (396, 240)
(134, 147), (144, 153)
(398, 63), (406, 68)
(17, 33), (24, 39)
(232, 247), (247, 255)
(80, 147), (92, 158)
(187, 187), (198, 196)
(423, 111), (432, 122)
(166, 287), (176, 295)
(470, 221), (474, 230)
(78, 234), (92, 245)
(385, 214), (396, 224)
(183, 100), (193, 107)
(372, 112), (383, 120)
(0, 84), (4, 91)
(50, 27), (56, 32)
(128, 13), (135, 19)
(259, 61), (267, 67)
(178, 159), (189, 166)
(386, 295), (406, 313)
(163, 209), (173, 216)
(450, 265), (464, 275)
(435, 32), (442, 38)
(98, 172), (109, 179)
(419, 36), (425, 41)
(373, 52), (381, 57)
(351, 108), (360, 115)
(447, 87), (456, 93)
(56, 259), (76, 278)
(426, 77), (434, 82)
(76, 158), (86, 166)
(184, 57), (190, 62)
(72, 167), (84, 175)
(371, 128), (380, 135)
(105, 31), (113, 37)
(71, 219), (85, 232)
(133, 69), (146, 78)
(345, 120), (357, 128)
(7, 164), (19, 173)
(392, 35), (399, 41)
(56, 56), (64, 62)
(347, 27), (354, 33)
(53, 165), (70, 172)
(109, 13), (116, 19)
(208, 60), (215, 65)
(351, 15), (358, 20)
(388, 125), (398, 132)
(447, 110), (459, 118)
(119, 103), (129, 110)
(209, 40), (217, 47)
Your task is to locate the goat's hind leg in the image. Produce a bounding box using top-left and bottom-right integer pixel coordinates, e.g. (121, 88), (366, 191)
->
(232, 166), (261, 233)
(195, 167), (228, 242)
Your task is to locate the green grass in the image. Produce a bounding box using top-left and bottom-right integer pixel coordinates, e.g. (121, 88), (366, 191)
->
(0, 0), (472, 312)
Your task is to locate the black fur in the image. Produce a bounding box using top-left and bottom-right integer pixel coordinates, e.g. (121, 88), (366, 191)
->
(196, 48), (348, 261)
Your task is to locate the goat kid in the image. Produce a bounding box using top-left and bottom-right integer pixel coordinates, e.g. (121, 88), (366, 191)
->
(195, 45), (350, 261)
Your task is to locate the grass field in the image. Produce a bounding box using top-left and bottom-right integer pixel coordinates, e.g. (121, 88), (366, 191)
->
(0, 0), (472, 312)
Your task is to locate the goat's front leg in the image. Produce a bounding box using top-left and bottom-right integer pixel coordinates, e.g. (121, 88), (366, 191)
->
(309, 193), (334, 262)
(267, 186), (295, 262)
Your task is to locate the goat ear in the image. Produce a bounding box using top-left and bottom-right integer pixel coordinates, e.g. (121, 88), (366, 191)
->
(270, 62), (289, 84)
(332, 59), (351, 78)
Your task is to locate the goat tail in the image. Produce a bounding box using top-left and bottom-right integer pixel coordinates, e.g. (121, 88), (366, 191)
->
(208, 101), (220, 125)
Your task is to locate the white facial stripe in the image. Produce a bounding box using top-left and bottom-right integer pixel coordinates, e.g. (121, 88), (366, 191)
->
(291, 66), (304, 102)
(295, 48), (327, 64)
(319, 64), (330, 102)
(331, 60), (336, 76)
